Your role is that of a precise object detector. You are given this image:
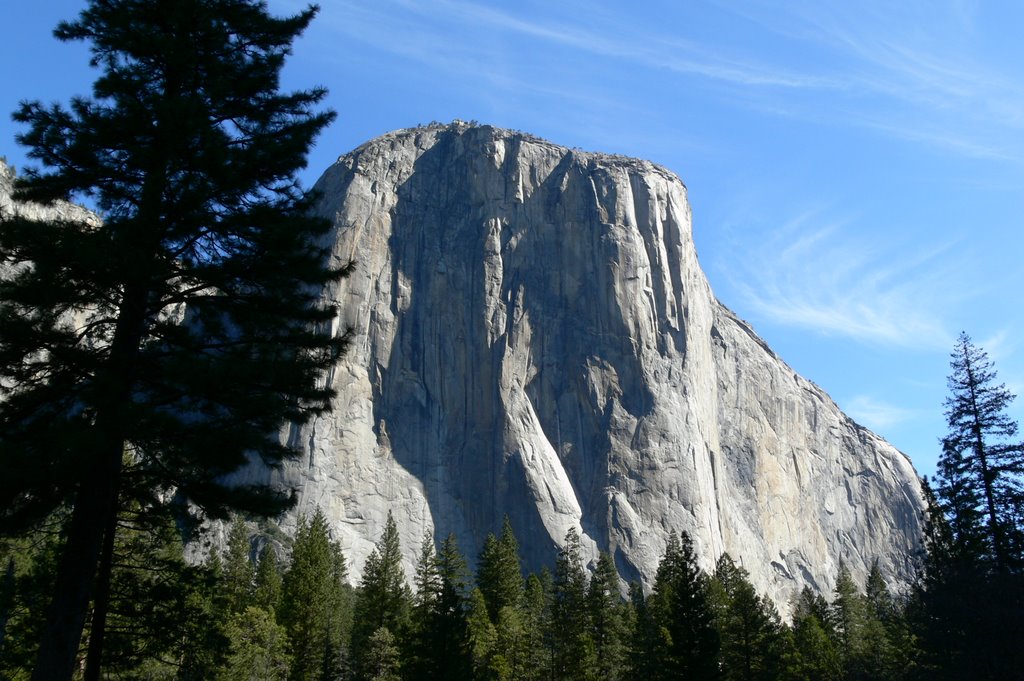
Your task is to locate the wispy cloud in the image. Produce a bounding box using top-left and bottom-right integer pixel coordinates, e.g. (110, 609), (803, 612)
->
(296, 0), (1024, 167)
(719, 1), (1024, 161)
(845, 395), (921, 430)
(719, 207), (967, 350)
(316, 0), (837, 91)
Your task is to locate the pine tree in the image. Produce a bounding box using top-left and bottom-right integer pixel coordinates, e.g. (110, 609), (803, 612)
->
(363, 627), (402, 681)
(829, 562), (867, 677)
(0, 1), (345, 676)
(522, 570), (554, 680)
(587, 551), (630, 681)
(551, 527), (595, 681)
(861, 561), (914, 680)
(710, 554), (784, 681)
(0, 518), (65, 677)
(409, 532), (441, 680)
(219, 606), (291, 681)
(939, 332), (1024, 571)
(789, 587), (842, 681)
(476, 516), (525, 623)
(252, 544), (283, 613)
(628, 579), (663, 680)
(351, 512), (411, 680)
(408, 533), (472, 681)
(648, 531), (720, 680)
(413, 532), (442, 615)
(465, 588), (498, 680)
(915, 333), (1024, 678)
(435, 533), (473, 678)
(223, 516), (255, 615)
(280, 509), (351, 681)
(180, 552), (233, 678)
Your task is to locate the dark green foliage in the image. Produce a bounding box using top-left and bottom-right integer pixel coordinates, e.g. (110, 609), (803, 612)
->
(939, 333), (1024, 572)
(220, 606), (291, 681)
(0, 519), (65, 677)
(789, 587), (842, 681)
(351, 512), (411, 680)
(279, 509), (351, 681)
(0, 0), (344, 674)
(409, 532), (473, 681)
(253, 543), (283, 613)
(0, 506), (233, 679)
(550, 527), (595, 680)
(647, 532), (720, 680)
(829, 562), (867, 677)
(587, 552), (630, 681)
(1, 505), (936, 679)
(913, 333), (1024, 679)
(710, 554), (786, 681)
(223, 515), (255, 615)
(521, 569), (554, 680)
(363, 627), (402, 681)
(476, 516), (525, 623)
(465, 588), (497, 680)
(629, 579), (660, 680)
(914, 546), (1024, 679)
(861, 561), (914, 680)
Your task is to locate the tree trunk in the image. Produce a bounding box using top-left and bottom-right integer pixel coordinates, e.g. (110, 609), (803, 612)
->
(33, 278), (145, 679)
(31, 462), (118, 680)
(83, 483), (121, 681)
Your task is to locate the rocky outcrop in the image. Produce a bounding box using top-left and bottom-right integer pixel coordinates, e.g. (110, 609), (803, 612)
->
(0, 159), (100, 226)
(246, 121), (924, 610)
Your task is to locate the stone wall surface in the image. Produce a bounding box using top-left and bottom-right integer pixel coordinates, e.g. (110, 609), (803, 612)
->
(250, 122), (924, 610)
(0, 125), (924, 611)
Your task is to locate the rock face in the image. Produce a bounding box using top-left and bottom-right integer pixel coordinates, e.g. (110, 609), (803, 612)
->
(0, 159), (100, 226)
(260, 121), (924, 609)
(0, 122), (914, 610)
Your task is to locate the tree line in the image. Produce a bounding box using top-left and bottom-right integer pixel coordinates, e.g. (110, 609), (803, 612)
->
(6, 332), (1021, 680)
(1, 506), (919, 681)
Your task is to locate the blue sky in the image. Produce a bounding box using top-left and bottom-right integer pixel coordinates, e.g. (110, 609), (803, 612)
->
(4, 1), (1024, 479)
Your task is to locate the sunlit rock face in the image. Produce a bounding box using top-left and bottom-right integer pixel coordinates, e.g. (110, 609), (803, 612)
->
(223, 124), (921, 608)
(0, 159), (100, 225)
(0, 135), (924, 609)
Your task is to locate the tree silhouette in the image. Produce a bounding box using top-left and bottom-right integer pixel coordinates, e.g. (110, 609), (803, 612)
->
(0, 1), (344, 676)
(938, 332), (1024, 571)
(916, 332), (1024, 678)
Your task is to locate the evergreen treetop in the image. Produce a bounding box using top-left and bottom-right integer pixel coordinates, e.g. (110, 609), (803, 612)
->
(939, 332), (1024, 571)
(475, 515), (524, 623)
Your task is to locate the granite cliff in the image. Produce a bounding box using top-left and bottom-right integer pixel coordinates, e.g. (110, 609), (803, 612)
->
(0, 125), (925, 610)
(0, 159), (99, 226)
(247, 122), (924, 609)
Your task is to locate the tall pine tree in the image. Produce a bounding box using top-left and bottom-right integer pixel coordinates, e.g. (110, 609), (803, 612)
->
(829, 562), (867, 679)
(0, 1), (345, 676)
(550, 527), (595, 681)
(938, 332), (1024, 571)
(648, 531), (720, 681)
(280, 509), (351, 681)
(223, 516), (255, 615)
(916, 332), (1024, 678)
(351, 512), (411, 680)
(408, 532), (472, 681)
(789, 587), (842, 681)
(476, 516), (525, 623)
(587, 551), (630, 681)
(710, 554), (785, 681)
